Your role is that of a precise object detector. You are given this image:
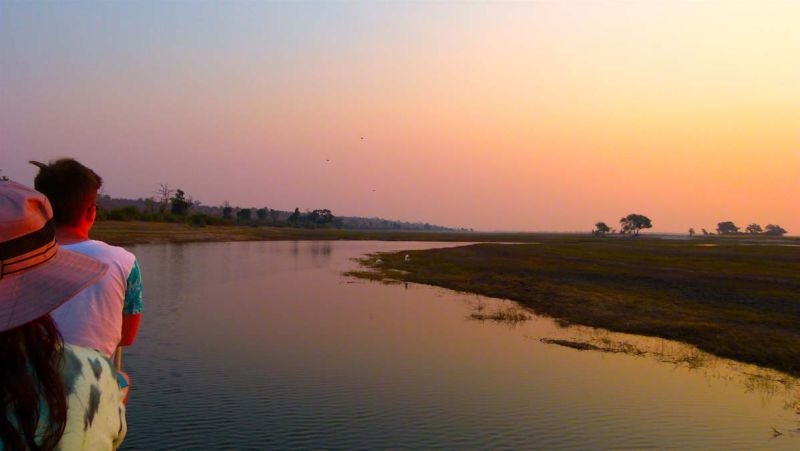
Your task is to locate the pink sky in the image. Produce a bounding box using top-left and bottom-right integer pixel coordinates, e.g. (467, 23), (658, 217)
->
(2, 2), (798, 233)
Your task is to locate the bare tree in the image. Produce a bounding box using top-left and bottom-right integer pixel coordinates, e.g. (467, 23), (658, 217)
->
(154, 183), (175, 213)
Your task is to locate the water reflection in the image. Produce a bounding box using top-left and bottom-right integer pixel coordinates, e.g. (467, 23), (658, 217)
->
(122, 241), (799, 450)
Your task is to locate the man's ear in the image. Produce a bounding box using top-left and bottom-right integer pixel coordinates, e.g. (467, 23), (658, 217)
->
(85, 201), (96, 223)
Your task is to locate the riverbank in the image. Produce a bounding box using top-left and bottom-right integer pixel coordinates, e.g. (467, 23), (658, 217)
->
(92, 220), (798, 247)
(351, 237), (800, 376)
(90, 220), (555, 246)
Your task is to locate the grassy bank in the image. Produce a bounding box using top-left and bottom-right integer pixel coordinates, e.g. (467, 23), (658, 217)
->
(90, 220), (555, 246)
(353, 237), (800, 376)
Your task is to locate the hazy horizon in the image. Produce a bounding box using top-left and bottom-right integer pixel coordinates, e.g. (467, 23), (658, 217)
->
(2, 1), (798, 233)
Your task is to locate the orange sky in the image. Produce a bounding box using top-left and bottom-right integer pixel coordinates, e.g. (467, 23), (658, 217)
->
(1, 2), (797, 232)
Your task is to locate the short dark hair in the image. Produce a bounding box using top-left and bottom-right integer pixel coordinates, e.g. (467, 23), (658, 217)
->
(30, 159), (103, 227)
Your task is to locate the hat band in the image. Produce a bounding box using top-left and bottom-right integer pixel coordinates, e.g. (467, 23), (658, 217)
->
(0, 220), (58, 280)
(0, 241), (58, 279)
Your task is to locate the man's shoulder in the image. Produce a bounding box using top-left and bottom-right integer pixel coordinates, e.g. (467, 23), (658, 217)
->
(65, 239), (137, 266)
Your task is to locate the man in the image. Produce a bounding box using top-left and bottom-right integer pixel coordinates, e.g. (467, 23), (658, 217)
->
(30, 159), (143, 358)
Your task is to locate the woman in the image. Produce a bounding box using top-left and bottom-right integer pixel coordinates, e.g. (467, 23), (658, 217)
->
(0, 181), (126, 450)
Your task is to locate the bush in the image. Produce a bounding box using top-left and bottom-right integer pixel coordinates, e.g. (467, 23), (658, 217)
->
(190, 214), (207, 227)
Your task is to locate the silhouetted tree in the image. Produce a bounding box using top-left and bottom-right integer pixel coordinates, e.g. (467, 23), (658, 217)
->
(143, 197), (157, 214)
(236, 208), (251, 223)
(256, 208), (268, 221)
(764, 224), (787, 236)
(170, 189), (192, 215)
(619, 214), (652, 236)
(222, 201), (234, 220)
(594, 222), (611, 235)
(688, 228), (695, 237)
(701, 228), (709, 236)
(288, 208), (301, 224)
(745, 223), (762, 235)
(269, 209), (280, 223)
(309, 209), (334, 225)
(716, 221), (740, 235)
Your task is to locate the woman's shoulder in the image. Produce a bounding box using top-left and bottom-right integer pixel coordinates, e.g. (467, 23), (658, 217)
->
(61, 345), (115, 392)
(58, 344), (127, 449)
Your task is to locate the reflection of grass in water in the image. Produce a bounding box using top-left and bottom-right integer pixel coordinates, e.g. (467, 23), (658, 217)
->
(540, 336), (710, 368)
(344, 270), (400, 284)
(538, 331), (800, 429)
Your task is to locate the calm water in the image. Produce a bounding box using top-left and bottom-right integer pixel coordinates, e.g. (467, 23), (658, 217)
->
(122, 241), (799, 450)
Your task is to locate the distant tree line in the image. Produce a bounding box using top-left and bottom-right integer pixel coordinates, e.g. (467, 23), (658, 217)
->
(707, 221), (787, 237)
(592, 215), (789, 238)
(95, 183), (456, 231)
(685, 222), (787, 237)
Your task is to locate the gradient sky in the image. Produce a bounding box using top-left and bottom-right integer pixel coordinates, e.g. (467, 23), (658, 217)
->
(2, 1), (798, 232)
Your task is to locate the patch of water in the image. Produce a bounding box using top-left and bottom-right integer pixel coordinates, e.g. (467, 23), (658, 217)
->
(121, 241), (799, 450)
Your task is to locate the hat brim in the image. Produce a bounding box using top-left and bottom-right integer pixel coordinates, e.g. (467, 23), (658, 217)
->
(0, 248), (107, 332)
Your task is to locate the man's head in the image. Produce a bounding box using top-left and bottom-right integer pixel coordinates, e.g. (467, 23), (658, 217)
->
(30, 159), (103, 230)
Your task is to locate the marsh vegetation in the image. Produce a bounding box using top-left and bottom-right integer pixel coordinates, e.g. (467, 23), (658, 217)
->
(352, 236), (800, 376)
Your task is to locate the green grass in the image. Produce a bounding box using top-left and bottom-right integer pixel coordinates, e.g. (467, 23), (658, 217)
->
(91, 220), (562, 246)
(469, 306), (531, 324)
(353, 236), (800, 376)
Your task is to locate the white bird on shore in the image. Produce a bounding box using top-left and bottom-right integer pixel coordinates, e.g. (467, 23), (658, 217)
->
(375, 258), (383, 264)
(404, 254), (411, 262)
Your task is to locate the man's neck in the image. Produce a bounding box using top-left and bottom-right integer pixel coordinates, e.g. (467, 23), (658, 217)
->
(56, 227), (90, 245)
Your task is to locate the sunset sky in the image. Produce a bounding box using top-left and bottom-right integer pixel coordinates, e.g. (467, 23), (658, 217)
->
(2, 1), (798, 233)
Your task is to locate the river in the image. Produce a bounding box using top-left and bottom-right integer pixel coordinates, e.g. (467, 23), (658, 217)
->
(121, 241), (798, 449)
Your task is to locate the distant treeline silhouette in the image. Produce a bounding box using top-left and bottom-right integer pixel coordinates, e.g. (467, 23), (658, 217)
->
(95, 184), (460, 232)
(592, 214), (788, 237)
(699, 221), (787, 236)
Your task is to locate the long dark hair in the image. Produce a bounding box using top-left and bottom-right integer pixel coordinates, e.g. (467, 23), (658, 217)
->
(0, 315), (67, 451)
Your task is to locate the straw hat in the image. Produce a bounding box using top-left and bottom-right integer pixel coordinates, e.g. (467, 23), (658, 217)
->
(0, 180), (107, 332)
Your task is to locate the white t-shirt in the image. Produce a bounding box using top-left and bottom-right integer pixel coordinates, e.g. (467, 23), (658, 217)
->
(51, 240), (143, 357)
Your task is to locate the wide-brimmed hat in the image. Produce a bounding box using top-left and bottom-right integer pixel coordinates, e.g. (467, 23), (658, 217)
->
(0, 180), (108, 332)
